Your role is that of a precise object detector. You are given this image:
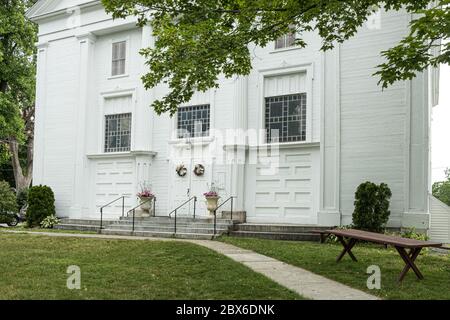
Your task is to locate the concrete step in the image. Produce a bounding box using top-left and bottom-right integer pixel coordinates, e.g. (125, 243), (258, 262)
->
(100, 229), (217, 240)
(233, 223), (330, 233)
(103, 224), (228, 234)
(230, 230), (321, 241)
(120, 216), (233, 224)
(54, 224), (100, 232)
(108, 221), (233, 229)
(59, 219), (115, 226)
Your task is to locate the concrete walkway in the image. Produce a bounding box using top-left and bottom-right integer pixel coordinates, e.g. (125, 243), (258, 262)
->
(1, 230), (379, 300)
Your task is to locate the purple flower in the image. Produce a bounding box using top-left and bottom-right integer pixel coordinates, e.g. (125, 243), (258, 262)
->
(137, 190), (154, 198)
(204, 191), (218, 197)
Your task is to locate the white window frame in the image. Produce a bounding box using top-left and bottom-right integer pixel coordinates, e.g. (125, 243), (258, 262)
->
(109, 37), (130, 79)
(98, 88), (137, 154)
(258, 64), (314, 145)
(169, 90), (216, 145)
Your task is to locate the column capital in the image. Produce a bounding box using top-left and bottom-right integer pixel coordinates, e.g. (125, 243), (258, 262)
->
(36, 41), (49, 50)
(76, 32), (96, 44)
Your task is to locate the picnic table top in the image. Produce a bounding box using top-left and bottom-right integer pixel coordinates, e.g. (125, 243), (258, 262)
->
(325, 229), (443, 249)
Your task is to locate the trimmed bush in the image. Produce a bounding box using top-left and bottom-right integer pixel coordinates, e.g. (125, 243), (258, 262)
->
(352, 181), (392, 233)
(0, 180), (18, 214)
(26, 185), (56, 227)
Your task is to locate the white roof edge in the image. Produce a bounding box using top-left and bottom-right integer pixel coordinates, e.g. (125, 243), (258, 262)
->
(26, 0), (101, 21)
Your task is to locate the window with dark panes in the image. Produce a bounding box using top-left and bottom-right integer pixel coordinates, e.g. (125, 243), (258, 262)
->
(177, 105), (210, 138)
(265, 93), (306, 143)
(104, 113), (132, 152)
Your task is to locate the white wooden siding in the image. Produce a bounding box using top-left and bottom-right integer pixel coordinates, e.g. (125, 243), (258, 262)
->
(429, 196), (450, 244)
(264, 73), (307, 97)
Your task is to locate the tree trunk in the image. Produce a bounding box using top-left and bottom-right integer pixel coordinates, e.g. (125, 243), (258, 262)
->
(9, 137), (33, 192)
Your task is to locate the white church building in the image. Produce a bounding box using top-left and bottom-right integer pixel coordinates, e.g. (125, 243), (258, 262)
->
(27, 0), (442, 231)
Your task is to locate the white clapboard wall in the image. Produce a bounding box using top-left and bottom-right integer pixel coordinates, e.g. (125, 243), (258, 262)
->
(429, 195), (450, 244)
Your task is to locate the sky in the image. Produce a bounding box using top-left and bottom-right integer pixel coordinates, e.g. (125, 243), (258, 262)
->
(431, 62), (450, 183)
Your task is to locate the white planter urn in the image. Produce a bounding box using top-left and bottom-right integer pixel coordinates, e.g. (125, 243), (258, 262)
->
(205, 196), (220, 216)
(138, 196), (154, 216)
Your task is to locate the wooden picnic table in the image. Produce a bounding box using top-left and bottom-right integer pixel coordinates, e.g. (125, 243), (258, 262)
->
(319, 229), (443, 282)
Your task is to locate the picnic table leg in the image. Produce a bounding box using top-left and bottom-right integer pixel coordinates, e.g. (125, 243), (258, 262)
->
(395, 247), (424, 282)
(336, 237), (358, 262)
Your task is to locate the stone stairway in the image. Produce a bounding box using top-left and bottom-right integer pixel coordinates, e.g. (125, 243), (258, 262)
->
(230, 223), (332, 241)
(56, 216), (235, 240)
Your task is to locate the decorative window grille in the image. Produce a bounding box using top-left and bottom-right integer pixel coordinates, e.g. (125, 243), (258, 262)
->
(177, 105), (210, 138)
(104, 113), (132, 153)
(111, 41), (126, 76)
(265, 93), (307, 143)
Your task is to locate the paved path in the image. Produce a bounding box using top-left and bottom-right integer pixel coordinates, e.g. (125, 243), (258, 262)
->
(1, 230), (379, 300)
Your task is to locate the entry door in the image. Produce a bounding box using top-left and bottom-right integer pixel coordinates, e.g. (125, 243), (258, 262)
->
(170, 160), (210, 217)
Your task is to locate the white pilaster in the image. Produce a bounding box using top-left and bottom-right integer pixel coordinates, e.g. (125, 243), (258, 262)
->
(70, 33), (96, 218)
(229, 76), (248, 211)
(318, 46), (341, 226)
(33, 42), (49, 185)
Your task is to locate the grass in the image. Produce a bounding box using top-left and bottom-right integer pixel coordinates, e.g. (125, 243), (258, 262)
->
(218, 236), (450, 300)
(0, 233), (301, 300)
(0, 225), (97, 234)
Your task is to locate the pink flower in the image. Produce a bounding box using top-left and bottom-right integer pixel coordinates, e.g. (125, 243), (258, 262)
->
(204, 191), (218, 197)
(137, 190), (154, 198)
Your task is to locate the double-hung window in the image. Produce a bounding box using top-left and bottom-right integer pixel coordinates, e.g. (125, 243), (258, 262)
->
(104, 113), (132, 152)
(265, 93), (307, 143)
(177, 105), (210, 139)
(111, 41), (126, 76)
(275, 28), (296, 50)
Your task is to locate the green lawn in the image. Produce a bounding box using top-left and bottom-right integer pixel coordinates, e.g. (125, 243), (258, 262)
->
(0, 233), (301, 300)
(219, 236), (450, 300)
(0, 225), (97, 234)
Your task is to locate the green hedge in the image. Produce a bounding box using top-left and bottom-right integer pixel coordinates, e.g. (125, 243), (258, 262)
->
(26, 185), (56, 227)
(352, 181), (392, 233)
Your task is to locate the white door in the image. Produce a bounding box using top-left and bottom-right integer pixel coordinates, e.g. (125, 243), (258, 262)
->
(94, 159), (135, 218)
(170, 159), (210, 217)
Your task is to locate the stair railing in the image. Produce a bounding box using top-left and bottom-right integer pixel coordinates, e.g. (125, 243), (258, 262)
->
(213, 196), (236, 236)
(126, 197), (157, 233)
(99, 196), (128, 233)
(168, 196), (197, 234)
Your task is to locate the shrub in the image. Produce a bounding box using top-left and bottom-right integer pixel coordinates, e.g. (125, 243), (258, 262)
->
(40, 215), (60, 229)
(401, 227), (429, 241)
(0, 180), (18, 214)
(352, 181), (392, 233)
(26, 185), (56, 227)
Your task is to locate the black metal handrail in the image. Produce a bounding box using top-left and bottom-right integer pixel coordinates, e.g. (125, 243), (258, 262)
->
(212, 196), (236, 236)
(126, 197), (156, 233)
(168, 196), (197, 234)
(99, 196), (127, 233)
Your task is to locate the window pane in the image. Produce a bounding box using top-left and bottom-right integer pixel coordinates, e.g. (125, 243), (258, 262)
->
(105, 113), (132, 152)
(265, 93), (306, 143)
(177, 105), (210, 139)
(112, 41), (126, 76)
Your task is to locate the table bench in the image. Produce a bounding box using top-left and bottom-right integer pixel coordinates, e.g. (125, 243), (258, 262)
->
(316, 229), (443, 282)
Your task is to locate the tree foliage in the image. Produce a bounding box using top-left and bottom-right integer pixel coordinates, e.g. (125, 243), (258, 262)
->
(432, 168), (450, 206)
(0, 0), (38, 191)
(0, 180), (18, 214)
(352, 181), (392, 233)
(102, 0), (448, 115)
